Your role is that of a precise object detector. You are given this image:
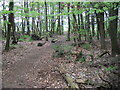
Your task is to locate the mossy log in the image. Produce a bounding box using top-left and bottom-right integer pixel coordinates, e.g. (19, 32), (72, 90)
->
(58, 65), (79, 89)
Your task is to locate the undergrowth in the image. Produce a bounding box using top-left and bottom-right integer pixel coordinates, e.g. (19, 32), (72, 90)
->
(82, 43), (92, 50)
(19, 35), (33, 42)
(52, 44), (73, 58)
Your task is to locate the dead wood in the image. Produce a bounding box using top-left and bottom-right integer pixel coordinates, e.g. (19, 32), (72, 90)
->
(51, 39), (58, 43)
(99, 51), (110, 57)
(57, 64), (79, 89)
(37, 42), (46, 47)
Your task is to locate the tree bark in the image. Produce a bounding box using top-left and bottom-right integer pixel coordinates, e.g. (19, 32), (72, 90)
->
(26, 1), (30, 35)
(44, 0), (48, 41)
(67, 3), (71, 41)
(91, 13), (95, 37)
(57, 2), (61, 35)
(5, 1), (14, 51)
(109, 2), (120, 56)
(2, 0), (7, 37)
(96, 10), (106, 49)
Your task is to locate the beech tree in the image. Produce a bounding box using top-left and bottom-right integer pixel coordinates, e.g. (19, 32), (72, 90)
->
(109, 2), (120, 56)
(44, 0), (48, 41)
(67, 3), (70, 41)
(5, 1), (14, 51)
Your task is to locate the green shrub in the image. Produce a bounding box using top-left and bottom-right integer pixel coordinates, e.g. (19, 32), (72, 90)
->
(102, 66), (117, 72)
(75, 56), (86, 62)
(52, 45), (73, 58)
(82, 43), (92, 50)
(52, 45), (64, 57)
(19, 35), (32, 42)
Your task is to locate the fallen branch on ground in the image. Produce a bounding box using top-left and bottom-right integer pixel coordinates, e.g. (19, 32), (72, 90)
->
(37, 42), (46, 47)
(99, 51), (110, 57)
(57, 64), (79, 89)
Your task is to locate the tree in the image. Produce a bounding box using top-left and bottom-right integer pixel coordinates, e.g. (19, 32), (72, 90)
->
(5, 1), (14, 51)
(57, 2), (61, 35)
(96, 4), (106, 49)
(109, 2), (120, 56)
(77, 2), (81, 41)
(91, 13), (95, 37)
(67, 3), (71, 41)
(37, 2), (42, 37)
(44, 0), (48, 41)
(26, 1), (30, 35)
(2, 0), (7, 37)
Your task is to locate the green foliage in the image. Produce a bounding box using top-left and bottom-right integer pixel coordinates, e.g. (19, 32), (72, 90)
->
(107, 16), (117, 22)
(103, 66), (117, 72)
(82, 43), (92, 50)
(79, 29), (87, 35)
(10, 44), (18, 49)
(0, 37), (5, 40)
(43, 32), (49, 38)
(52, 45), (64, 57)
(52, 44), (73, 58)
(76, 56), (86, 62)
(19, 35), (32, 42)
(10, 44), (24, 50)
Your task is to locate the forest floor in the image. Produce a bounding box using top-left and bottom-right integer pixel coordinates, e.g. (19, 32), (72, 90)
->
(2, 34), (120, 89)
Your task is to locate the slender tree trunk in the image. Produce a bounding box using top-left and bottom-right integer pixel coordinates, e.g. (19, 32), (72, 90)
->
(91, 13), (95, 37)
(51, 4), (55, 36)
(31, 2), (35, 34)
(22, 18), (25, 34)
(26, 1), (30, 35)
(80, 13), (84, 41)
(96, 11), (105, 49)
(11, 2), (16, 44)
(61, 14), (64, 35)
(57, 2), (61, 35)
(67, 3), (70, 41)
(61, 3), (64, 35)
(109, 3), (120, 56)
(37, 2), (42, 37)
(44, 0), (48, 41)
(5, 1), (14, 51)
(77, 2), (81, 41)
(72, 5), (79, 49)
(2, 0), (7, 37)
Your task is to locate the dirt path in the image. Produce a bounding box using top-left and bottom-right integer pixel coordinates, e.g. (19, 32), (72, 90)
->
(2, 35), (69, 88)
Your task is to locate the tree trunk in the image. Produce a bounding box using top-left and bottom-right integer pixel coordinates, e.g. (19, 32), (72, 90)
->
(57, 2), (61, 35)
(51, 4), (55, 35)
(11, 2), (16, 44)
(77, 2), (81, 41)
(44, 0), (48, 41)
(26, 1), (30, 35)
(91, 13), (95, 37)
(67, 3), (70, 41)
(80, 13), (84, 41)
(95, 11), (100, 40)
(2, 0), (7, 37)
(22, 18), (25, 35)
(109, 3), (120, 56)
(96, 11), (105, 49)
(5, 1), (14, 51)
(37, 2), (42, 37)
